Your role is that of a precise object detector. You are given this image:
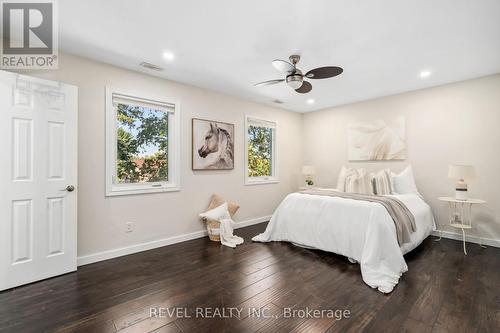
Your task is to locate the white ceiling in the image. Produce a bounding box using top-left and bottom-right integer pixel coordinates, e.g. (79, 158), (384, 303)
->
(59, 0), (500, 112)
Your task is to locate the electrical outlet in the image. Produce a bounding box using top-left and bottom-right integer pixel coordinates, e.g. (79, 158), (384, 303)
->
(126, 222), (133, 233)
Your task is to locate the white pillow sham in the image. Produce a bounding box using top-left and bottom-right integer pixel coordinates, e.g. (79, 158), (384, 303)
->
(199, 202), (230, 221)
(345, 168), (374, 195)
(336, 166), (352, 191)
(373, 169), (392, 195)
(336, 165), (419, 196)
(391, 165), (419, 194)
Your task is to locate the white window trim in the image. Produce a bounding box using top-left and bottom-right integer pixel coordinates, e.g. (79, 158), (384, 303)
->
(105, 87), (181, 196)
(244, 115), (278, 186)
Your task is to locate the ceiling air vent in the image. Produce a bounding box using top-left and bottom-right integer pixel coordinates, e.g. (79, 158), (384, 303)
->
(139, 62), (163, 71)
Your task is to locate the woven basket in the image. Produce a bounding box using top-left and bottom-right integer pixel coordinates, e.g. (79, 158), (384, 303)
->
(205, 219), (221, 242)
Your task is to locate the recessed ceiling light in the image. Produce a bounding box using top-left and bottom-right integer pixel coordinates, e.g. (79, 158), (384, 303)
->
(307, 99), (315, 105)
(163, 51), (175, 61)
(419, 70), (431, 78)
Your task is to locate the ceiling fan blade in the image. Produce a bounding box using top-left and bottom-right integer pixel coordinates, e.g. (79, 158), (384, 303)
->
(305, 66), (343, 79)
(295, 81), (312, 94)
(272, 59), (295, 74)
(254, 79), (285, 87)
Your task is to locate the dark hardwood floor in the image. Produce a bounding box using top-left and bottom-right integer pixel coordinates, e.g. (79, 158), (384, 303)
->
(0, 222), (498, 333)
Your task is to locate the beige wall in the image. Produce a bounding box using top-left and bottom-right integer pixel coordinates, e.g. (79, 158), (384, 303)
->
(303, 74), (500, 242)
(20, 53), (499, 259)
(23, 53), (302, 258)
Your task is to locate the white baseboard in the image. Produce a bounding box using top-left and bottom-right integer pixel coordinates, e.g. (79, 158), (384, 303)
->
(234, 215), (271, 229)
(77, 215), (271, 266)
(431, 230), (500, 248)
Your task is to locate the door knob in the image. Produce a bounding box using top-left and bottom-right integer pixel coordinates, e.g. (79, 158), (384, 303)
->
(64, 185), (75, 192)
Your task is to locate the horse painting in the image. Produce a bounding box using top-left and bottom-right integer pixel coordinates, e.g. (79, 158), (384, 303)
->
(192, 119), (234, 170)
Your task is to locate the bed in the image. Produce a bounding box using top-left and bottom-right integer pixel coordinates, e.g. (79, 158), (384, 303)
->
(252, 189), (435, 293)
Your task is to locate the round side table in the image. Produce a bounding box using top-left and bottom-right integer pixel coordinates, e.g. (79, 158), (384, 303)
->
(437, 197), (486, 255)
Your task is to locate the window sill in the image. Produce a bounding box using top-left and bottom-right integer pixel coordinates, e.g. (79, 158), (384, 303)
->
(106, 184), (180, 197)
(245, 178), (279, 186)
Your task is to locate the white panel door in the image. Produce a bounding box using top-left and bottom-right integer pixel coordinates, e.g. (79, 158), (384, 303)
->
(0, 71), (78, 291)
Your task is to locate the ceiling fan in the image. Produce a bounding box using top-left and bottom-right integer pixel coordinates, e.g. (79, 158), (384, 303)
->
(254, 55), (343, 94)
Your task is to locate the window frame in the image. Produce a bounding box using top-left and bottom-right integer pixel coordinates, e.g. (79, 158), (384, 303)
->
(244, 115), (278, 185)
(105, 87), (181, 196)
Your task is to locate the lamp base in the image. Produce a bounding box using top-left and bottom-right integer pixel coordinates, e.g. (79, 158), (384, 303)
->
(305, 175), (314, 187)
(455, 189), (468, 201)
(455, 180), (468, 200)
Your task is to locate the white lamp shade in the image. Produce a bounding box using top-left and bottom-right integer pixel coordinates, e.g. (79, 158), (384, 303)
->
(448, 164), (476, 180)
(302, 165), (315, 175)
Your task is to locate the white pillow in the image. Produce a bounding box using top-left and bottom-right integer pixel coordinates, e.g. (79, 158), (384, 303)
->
(336, 166), (348, 191)
(199, 202), (230, 221)
(336, 166), (356, 192)
(392, 165), (419, 194)
(344, 173), (355, 193)
(358, 169), (374, 195)
(345, 168), (374, 195)
(368, 172), (377, 194)
(373, 169), (392, 195)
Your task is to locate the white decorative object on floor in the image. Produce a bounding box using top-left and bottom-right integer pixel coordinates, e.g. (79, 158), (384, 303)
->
(199, 202), (229, 220)
(219, 217), (244, 248)
(437, 196), (486, 255)
(448, 165), (476, 200)
(205, 194), (239, 217)
(199, 202), (229, 241)
(199, 202), (244, 247)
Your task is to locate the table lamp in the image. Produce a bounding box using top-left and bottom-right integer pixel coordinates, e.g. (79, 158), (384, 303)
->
(448, 165), (475, 200)
(302, 165), (315, 186)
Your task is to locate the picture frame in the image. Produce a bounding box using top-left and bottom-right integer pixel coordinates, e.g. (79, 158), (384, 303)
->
(192, 118), (235, 170)
(348, 117), (406, 161)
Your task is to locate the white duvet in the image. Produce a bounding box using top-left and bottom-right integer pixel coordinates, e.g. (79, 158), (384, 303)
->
(252, 191), (435, 293)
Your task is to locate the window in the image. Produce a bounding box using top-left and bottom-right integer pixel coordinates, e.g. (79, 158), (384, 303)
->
(245, 116), (278, 185)
(106, 88), (180, 196)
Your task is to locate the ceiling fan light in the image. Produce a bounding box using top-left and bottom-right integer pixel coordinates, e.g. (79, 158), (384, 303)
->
(288, 81), (303, 89)
(286, 74), (303, 89)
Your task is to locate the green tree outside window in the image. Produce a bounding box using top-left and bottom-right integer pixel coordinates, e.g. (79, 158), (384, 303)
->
(116, 103), (168, 183)
(248, 125), (273, 177)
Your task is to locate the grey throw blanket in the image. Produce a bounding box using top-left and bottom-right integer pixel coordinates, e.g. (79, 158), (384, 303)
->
(300, 189), (416, 246)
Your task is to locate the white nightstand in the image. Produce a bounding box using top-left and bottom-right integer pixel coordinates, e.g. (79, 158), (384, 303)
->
(298, 186), (319, 190)
(437, 197), (486, 255)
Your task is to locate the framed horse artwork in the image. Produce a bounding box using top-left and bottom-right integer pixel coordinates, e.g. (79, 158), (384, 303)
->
(192, 118), (235, 170)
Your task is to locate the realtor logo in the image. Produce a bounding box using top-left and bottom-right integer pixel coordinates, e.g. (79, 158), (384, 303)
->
(1, 0), (58, 69)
